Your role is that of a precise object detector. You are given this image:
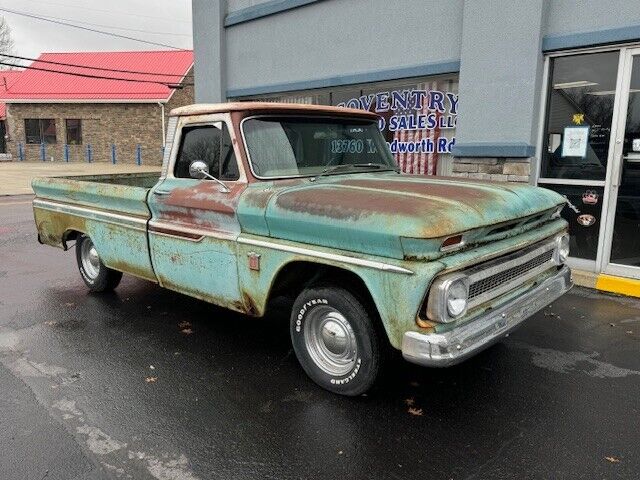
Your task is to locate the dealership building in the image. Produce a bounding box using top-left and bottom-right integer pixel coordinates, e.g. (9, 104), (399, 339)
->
(191, 0), (640, 294)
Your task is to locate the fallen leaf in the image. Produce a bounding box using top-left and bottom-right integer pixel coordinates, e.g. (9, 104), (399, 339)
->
(405, 398), (415, 406)
(181, 328), (193, 335)
(605, 456), (620, 463)
(178, 321), (191, 329)
(44, 321), (58, 326)
(145, 376), (158, 383)
(408, 407), (423, 416)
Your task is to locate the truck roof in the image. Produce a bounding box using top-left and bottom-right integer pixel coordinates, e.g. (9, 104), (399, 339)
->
(169, 102), (379, 119)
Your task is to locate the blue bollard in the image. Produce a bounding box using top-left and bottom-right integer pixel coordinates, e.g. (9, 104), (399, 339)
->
(40, 142), (46, 161)
(111, 144), (116, 164)
(17, 142), (24, 161)
(64, 144), (70, 163)
(86, 144), (92, 163)
(136, 144), (142, 166)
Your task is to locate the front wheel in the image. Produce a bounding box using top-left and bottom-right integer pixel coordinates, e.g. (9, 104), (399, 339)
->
(75, 234), (122, 292)
(290, 285), (383, 396)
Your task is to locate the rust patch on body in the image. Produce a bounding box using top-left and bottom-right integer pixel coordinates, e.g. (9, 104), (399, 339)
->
(106, 259), (157, 282)
(165, 182), (246, 214)
(275, 186), (428, 220)
(338, 177), (504, 205)
(241, 290), (260, 316)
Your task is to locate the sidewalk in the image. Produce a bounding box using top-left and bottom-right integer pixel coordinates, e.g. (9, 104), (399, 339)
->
(0, 162), (160, 195)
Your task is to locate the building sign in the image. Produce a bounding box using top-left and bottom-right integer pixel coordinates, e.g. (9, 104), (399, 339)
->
(336, 82), (458, 175)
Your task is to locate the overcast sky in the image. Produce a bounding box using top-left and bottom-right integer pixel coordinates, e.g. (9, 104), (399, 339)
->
(0, 0), (192, 62)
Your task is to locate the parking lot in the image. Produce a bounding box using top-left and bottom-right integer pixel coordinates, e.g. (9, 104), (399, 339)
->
(1, 195), (639, 480)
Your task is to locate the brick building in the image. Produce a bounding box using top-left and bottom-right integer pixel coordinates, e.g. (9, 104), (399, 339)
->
(2, 50), (194, 165)
(0, 69), (25, 156)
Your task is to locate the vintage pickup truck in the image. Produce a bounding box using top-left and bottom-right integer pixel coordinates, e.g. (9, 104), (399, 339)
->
(33, 103), (572, 395)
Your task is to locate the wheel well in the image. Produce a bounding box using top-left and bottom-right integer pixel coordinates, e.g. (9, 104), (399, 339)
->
(62, 229), (82, 250)
(267, 261), (379, 319)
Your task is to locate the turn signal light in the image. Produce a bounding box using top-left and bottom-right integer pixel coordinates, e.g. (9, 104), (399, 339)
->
(440, 234), (464, 252)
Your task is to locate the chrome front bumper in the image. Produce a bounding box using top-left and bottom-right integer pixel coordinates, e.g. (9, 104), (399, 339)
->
(401, 266), (572, 367)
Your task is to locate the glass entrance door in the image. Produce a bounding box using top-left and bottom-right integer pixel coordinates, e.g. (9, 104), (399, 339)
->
(603, 48), (640, 279)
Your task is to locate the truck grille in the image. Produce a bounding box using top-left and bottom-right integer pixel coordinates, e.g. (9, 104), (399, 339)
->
(465, 238), (558, 308)
(468, 249), (554, 301)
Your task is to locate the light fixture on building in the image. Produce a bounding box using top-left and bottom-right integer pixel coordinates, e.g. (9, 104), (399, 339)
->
(553, 80), (598, 89)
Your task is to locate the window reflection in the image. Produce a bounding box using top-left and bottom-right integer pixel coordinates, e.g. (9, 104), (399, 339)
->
(541, 52), (619, 180)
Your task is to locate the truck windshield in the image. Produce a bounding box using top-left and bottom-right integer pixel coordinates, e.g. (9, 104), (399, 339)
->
(242, 116), (396, 178)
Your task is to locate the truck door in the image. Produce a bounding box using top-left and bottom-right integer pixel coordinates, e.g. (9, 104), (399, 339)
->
(147, 118), (247, 310)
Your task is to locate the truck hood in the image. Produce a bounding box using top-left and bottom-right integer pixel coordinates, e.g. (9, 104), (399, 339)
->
(238, 172), (565, 260)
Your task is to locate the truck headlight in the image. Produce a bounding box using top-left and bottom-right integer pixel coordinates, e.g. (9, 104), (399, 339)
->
(426, 273), (469, 323)
(554, 233), (570, 264)
(446, 279), (469, 317)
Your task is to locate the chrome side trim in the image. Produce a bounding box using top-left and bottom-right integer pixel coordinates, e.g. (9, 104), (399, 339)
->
(148, 220), (238, 242)
(33, 198), (147, 231)
(403, 266), (572, 367)
(237, 236), (414, 275)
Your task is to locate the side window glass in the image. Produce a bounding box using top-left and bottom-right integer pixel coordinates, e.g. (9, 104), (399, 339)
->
(220, 124), (239, 180)
(174, 124), (239, 180)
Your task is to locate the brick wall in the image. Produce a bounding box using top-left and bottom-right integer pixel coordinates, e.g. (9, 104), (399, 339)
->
(451, 157), (531, 182)
(5, 75), (194, 166)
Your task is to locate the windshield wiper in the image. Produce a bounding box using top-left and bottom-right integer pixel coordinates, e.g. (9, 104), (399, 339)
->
(311, 163), (397, 180)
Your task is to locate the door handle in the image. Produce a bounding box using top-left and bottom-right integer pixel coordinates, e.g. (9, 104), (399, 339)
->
(153, 189), (171, 196)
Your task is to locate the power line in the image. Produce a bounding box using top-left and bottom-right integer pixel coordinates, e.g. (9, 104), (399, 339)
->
(34, 11), (191, 37)
(6, 0), (191, 24)
(0, 60), (193, 88)
(2, 53), (194, 79)
(0, 7), (187, 50)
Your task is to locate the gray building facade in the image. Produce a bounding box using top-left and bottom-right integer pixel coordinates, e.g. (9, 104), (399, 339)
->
(192, 0), (640, 285)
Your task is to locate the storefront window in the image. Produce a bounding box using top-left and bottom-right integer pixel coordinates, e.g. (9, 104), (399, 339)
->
(540, 51), (619, 180)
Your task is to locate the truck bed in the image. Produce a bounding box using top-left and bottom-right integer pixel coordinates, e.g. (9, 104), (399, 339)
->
(32, 172), (160, 217)
(32, 171), (161, 281)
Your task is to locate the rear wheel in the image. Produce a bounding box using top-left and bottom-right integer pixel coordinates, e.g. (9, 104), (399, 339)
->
(290, 285), (383, 396)
(75, 234), (122, 292)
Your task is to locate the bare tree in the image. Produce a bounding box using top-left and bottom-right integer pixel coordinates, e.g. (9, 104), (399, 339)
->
(0, 16), (15, 69)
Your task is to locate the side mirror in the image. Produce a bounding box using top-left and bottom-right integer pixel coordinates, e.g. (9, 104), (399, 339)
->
(189, 160), (209, 179)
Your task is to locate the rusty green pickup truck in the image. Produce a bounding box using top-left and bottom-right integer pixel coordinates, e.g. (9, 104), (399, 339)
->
(33, 103), (572, 395)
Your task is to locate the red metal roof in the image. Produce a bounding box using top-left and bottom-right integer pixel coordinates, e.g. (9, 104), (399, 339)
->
(0, 50), (193, 103)
(0, 70), (25, 118)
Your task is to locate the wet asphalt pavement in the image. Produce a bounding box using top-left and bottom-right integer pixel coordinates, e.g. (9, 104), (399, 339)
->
(1, 195), (639, 480)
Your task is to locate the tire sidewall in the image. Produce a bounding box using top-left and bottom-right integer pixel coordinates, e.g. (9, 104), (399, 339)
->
(76, 234), (106, 290)
(290, 286), (379, 396)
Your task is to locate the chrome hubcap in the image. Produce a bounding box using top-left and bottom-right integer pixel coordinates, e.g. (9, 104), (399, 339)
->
(304, 306), (357, 376)
(80, 238), (101, 280)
